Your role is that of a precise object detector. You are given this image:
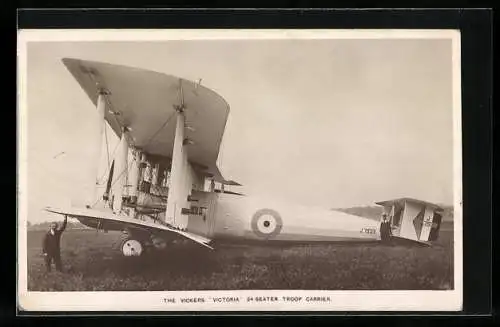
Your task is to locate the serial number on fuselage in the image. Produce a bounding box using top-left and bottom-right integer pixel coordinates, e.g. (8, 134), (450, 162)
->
(360, 227), (377, 234)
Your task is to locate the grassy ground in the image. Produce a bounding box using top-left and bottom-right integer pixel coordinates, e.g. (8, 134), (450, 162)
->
(26, 228), (454, 291)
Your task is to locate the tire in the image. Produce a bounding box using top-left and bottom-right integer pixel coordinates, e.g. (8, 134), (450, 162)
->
(120, 238), (144, 257)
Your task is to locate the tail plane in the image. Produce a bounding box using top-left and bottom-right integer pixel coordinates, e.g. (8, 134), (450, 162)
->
(376, 197), (446, 244)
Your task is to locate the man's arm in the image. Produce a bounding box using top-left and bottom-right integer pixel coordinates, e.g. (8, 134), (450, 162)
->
(42, 233), (48, 254)
(59, 215), (68, 232)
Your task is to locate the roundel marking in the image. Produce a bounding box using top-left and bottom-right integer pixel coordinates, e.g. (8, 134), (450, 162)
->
(251, 208), (283, 239)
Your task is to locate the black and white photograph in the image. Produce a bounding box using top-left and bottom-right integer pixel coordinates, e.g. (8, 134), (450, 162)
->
(17, 29), (462, 311)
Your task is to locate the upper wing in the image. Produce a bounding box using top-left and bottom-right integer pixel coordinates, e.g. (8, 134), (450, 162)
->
(375, 197), (443, 210)
(61, 58), (230, 181)
(45, 206), (213, 250)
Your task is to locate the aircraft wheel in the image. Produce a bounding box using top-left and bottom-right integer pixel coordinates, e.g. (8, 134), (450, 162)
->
(120, 238), (144, 257)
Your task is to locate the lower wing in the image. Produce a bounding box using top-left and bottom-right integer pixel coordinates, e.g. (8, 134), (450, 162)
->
(44, 206), (214, 250)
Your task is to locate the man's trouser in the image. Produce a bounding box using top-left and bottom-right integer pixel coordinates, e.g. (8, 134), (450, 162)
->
(45, 252), (63, 272)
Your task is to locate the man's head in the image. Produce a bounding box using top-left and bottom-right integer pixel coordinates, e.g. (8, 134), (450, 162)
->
(50, 222), (58, 231)
(382, 214), (388, 222)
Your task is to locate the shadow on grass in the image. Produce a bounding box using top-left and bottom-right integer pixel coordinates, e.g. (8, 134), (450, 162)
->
(110, 244), (223, 277)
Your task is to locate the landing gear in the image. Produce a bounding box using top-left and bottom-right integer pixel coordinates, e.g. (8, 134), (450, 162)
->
(120, 238), (144, 257)
(118, 229), (169, 257)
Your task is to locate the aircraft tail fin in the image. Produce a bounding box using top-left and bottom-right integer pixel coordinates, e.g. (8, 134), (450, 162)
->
(376, 197), (445, 243)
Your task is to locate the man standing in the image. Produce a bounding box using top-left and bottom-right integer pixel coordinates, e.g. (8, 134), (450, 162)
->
(380, 213), (391, 243)
(42, 215), (68, 272)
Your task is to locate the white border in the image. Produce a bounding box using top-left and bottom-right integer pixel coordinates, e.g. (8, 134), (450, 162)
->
(17, 28), (458, 41)
(17, 29), (462, 312)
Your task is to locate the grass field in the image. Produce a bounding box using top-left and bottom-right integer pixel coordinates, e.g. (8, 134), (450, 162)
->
(26, 227), (454, 291)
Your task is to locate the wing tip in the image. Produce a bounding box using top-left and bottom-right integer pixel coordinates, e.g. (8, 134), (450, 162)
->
(204, 243), (215, 250)
(61, 57), (77, 67)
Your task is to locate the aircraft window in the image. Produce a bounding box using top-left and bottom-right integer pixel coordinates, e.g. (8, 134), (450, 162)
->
(187, 206), (207, 216)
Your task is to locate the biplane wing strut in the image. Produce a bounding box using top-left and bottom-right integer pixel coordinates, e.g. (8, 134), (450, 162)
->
(165, 79), (190, 229)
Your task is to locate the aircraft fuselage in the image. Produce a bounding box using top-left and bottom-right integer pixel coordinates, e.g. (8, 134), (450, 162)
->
(185, 192), (381, 244)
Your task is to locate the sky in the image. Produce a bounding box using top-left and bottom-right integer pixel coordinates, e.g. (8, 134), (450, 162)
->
(21, 35), (456, 223)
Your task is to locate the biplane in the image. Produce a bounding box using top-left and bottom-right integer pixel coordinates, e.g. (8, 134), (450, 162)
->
(45, 58), (445, 257)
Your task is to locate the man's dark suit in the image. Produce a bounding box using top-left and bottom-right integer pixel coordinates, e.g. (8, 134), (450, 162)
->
(42, 217), (67, 272)
(380, 220), (392, 242)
